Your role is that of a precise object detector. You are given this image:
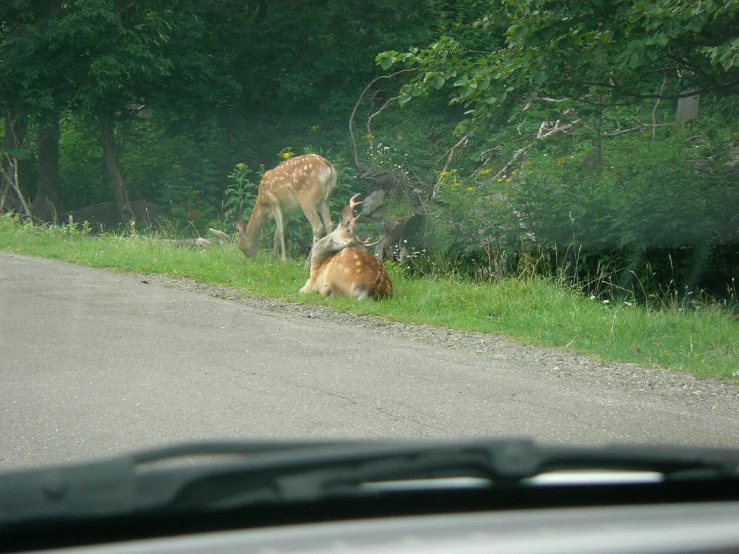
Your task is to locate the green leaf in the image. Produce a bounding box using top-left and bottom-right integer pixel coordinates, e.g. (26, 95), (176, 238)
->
(377, 51), (398, 70)
(430, 76), (446, 89)
(398, 93), (412, 106)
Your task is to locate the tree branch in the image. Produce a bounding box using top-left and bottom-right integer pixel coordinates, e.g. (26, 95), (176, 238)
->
(566, 78), (739, 100)
(0, 154), (32, 219)
(652, 74), (668, 140)
(432, 134), (469, 198)
(349, 69), (416, 174)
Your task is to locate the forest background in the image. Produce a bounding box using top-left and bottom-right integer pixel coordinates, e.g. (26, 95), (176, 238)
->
(2, 0), (738, 304)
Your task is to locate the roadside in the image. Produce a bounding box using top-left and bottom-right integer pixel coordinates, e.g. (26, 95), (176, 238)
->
(140, 272), (739, 416)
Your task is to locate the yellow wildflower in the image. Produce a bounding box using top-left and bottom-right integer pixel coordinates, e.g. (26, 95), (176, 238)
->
(396, 136), (404, 141)
(235, 163), (245, 170)
(281, 152), (294, 160)
(311, 125), (320, 131)
(452, 182), (460, 188)
(505, 178), (512, 182)
(465, 186), (474, 192)
(496, 178), (504, 182)
(557, 157), (566, 166)
(479, 168), (491, 175)
(439, 171), (449, 178)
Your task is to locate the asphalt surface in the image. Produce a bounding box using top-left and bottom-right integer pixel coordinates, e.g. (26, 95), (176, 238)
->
(1, 252), (738, 471)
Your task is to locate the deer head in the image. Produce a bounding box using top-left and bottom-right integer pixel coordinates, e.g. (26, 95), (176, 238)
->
(300, 193), (392, 300)
(235, 154), (337, 262)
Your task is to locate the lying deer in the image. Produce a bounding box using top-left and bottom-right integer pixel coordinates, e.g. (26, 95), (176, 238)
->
(235, 154), (336, 263)
(300, 194), (393, 300)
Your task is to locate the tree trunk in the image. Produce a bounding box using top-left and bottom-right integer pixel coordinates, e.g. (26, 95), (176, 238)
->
(96, 109), (133, 222)
(32, 114), (62, 223)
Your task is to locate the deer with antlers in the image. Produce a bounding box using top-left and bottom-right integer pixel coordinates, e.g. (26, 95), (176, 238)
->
(235, 154), (337, 263)
(300, 194), (393, 300)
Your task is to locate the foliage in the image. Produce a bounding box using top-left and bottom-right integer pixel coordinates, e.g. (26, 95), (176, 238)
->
(222, 163), (258, 226)
(205, 0), (439, 119)
(378, 0), (739, 136)
(429, 121), (739, 300)
(2, 0), (737, 304)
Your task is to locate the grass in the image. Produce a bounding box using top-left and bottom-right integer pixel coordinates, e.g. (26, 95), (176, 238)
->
(1, 214), (737, 382)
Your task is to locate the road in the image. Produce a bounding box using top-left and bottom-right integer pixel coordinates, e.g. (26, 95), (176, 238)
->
(1, 253), (737, 470)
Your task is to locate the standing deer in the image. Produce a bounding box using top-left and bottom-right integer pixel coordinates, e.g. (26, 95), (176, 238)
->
(300, 194), (393, 300)
(235, 154), (337, 262)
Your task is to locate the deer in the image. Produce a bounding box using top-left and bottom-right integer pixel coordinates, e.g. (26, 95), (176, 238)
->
(300, 193), (393, 300)
(235, 154), (337, 263)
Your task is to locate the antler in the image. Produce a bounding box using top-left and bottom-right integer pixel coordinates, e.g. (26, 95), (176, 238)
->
(339, 192), (365, 229)
(348, 193), (364, 211)
(360, 236), (382, 248)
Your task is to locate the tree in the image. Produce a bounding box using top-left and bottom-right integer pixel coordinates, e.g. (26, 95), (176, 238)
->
(54, 0), (223, 222)
(0, 0), (67, 222)
(378, 0), (739, 136)
(1, 0), (227, 222)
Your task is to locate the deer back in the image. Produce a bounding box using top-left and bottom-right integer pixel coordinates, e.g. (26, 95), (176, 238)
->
(236, 154), (336, 256)
(302, 246), (393, 300)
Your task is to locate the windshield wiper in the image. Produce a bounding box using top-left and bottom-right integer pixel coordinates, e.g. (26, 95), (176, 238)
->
(1, 439), (737, 524)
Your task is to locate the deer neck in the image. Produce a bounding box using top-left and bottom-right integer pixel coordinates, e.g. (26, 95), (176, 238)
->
(244, 200), (270, 239)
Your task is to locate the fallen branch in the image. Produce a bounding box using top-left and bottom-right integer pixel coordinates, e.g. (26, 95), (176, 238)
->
(208, 228), (231, 244)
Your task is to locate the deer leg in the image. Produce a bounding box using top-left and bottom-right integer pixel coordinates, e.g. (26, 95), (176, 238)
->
(271, 206), (287, 262)
(272, 228), (280, 257)
(301, 206), (325, 269)
(318, 199), (333, 235)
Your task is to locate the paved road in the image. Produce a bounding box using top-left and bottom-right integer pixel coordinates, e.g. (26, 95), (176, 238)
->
(1, 253), (737, 471)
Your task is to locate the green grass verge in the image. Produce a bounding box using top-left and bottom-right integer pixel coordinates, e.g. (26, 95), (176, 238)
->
(1, 215), (737, 381)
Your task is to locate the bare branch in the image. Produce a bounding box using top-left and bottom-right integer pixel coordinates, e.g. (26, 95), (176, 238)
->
(366, 94), (403, 164)
(432, 134), (469, 198)
(492, 146), (530, 181)
(569, 78), (739, 100)
(349, 69), (416, 173)
(652, 74), (668, 140)
(602, 123), (672, 138)
(523, 97), (570, 111)
(491, 119), (582, 181)
(0, 154), (32, 219)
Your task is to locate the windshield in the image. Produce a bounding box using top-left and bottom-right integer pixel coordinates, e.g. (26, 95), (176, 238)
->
(0, 0), (737, 475)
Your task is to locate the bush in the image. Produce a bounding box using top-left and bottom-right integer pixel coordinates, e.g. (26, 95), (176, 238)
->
(431, 126), (739, 302)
